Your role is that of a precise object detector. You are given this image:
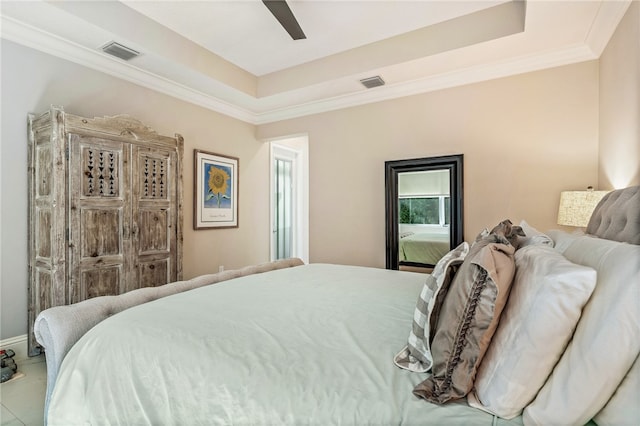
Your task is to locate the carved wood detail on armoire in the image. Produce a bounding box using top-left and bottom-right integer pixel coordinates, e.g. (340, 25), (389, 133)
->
(27, 106), (184, 356)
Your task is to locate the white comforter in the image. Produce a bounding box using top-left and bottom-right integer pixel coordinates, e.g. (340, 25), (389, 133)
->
(48, 264), (516, 425)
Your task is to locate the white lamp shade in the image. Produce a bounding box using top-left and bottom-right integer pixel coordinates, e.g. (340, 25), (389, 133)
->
(557, 190), (609, 227)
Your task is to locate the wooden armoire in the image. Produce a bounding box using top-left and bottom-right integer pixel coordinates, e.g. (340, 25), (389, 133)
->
(27, 106), (184, 355)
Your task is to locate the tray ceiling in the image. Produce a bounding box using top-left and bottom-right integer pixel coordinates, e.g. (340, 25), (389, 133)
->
(0, 1), (631, 124)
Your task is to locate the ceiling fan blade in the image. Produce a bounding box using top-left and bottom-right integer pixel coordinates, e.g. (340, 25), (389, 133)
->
(262, 0), (306, 40)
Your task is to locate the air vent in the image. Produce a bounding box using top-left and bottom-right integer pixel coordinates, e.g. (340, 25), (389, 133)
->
(101, 41), (140, 61)
(360, 76), (385, 89)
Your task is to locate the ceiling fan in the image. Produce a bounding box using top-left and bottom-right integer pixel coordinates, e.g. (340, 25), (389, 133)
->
(262, 0), (307, 40)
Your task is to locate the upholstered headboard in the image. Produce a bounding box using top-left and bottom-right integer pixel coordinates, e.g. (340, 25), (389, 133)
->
(586, 185), (640, 245)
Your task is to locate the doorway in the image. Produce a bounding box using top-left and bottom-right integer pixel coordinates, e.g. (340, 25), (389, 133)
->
(270, 136), (309, 263)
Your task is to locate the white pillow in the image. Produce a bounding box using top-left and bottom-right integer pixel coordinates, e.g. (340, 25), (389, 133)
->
(594, 354), (640, 425)
(517, 220), (554, 248)
(546, 228), (584, 254)
(523, 236), (640, 425)
(468, 244), (596, 419)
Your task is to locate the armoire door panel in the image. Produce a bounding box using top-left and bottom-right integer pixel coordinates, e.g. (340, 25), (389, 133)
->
(137, 208), (169, 253)
(69, 136), (129, 199)
(77, 266), (123, 302)
(136, 259), (169, 289)
(35, 145), (52, 197)
(80, 145), (121, 198)
(36, 270), (52, 313)
(35, 207), (52, 260)
(79, 208), (123, 258)
(33, 267), (65, 315)
(140, 155), (169, 200)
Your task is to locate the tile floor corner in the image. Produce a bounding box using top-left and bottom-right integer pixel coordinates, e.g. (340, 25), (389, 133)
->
(0, 354), (46, 426)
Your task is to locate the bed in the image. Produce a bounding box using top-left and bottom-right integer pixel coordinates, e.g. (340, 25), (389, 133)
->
(399, 232), (450, 265)
(35, 186), (640, 425)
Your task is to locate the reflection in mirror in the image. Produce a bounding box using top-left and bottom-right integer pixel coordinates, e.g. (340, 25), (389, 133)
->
(385, 155), (463, 271)
(398, 170), (451, 267)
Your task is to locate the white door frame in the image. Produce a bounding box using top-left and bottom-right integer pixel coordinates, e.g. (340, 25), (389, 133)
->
(269, 136), (309, 263)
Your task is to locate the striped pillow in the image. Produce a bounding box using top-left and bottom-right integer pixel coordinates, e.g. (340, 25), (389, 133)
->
(394, 242), (469, 372)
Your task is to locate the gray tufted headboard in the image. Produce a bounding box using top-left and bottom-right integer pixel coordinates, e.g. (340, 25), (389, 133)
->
(586, 185), (640, 245)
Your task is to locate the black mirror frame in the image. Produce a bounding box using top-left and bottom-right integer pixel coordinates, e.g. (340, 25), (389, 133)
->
(385, 154), (464, 270)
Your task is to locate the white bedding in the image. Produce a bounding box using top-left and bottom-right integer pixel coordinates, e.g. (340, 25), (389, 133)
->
(48, 264), (518, 425)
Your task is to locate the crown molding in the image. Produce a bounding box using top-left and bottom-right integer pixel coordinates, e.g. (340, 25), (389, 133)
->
(254, 44), (598, 124)
(0, 16), (256, 124)
(585, 0), (632, 57)
(1, 1), (627, 126)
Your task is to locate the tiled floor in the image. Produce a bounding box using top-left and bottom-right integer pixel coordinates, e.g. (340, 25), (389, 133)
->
(0, 355), (46, 426)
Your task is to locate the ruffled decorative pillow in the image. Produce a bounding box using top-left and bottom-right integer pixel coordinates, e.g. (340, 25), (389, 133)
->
(413, 232), (516, 404)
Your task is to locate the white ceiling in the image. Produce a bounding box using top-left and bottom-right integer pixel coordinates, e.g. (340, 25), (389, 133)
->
(0, 1), (632, 124)
(123, 0), (508, 76)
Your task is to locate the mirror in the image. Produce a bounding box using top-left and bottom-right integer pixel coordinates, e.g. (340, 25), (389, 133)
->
(385, 155), (463, 270)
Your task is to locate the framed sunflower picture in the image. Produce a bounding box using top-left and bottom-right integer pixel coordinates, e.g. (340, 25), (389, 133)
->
(194, 150), (239, 229)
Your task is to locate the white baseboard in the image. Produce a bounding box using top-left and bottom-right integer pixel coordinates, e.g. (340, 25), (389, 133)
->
(1, 335), (29, 362)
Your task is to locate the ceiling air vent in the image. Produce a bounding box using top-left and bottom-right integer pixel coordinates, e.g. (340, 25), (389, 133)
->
(360, 76), (385, 89)
(101, 41), (140, 61)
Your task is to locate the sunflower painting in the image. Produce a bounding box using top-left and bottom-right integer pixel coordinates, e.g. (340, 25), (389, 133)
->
(194, 150), (239, 229)
(205, 164), (231, 208)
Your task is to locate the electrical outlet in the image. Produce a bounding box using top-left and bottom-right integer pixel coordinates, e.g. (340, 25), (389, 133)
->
(219, 265), (224, 272)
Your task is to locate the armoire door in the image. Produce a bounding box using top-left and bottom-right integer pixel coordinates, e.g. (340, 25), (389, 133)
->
(130, 145), (180, 289)
(68, 134), (130, 304)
